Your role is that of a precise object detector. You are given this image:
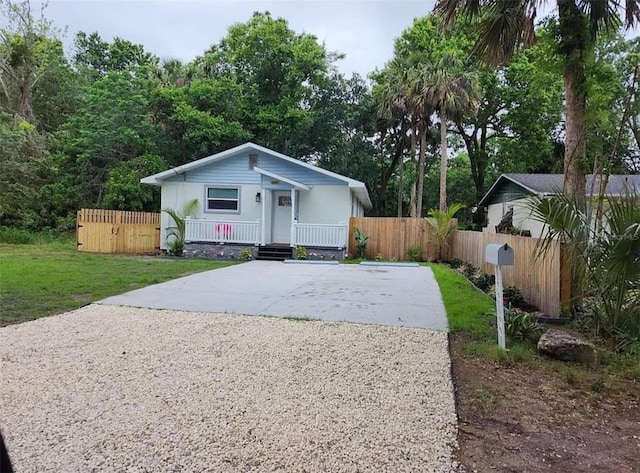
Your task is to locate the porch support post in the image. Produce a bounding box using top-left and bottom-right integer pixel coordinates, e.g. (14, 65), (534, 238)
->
(290, 188), (296, 247)
(260, 188), (266, 246)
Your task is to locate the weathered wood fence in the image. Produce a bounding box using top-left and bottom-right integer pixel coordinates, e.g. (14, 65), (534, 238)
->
(348, 217), (443, 261)
(76, 209), (160, 254)
(348, 217), (569, 317)
(452, 231), (570, 317)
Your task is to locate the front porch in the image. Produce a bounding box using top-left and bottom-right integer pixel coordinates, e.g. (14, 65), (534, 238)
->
(184, 218), (348, 250)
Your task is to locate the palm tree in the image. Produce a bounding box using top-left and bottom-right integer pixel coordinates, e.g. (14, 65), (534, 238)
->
(528, 190), (640, 350)
(426, 202), (465, 261)
(377, 60), (434, 217)
(420, 54), (479, 211)
(162, 198), (199, 255)
(435, 0), (640, 211)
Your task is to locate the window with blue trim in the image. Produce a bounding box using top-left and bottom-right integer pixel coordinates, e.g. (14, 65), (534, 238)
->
(206, 187), (239, 211)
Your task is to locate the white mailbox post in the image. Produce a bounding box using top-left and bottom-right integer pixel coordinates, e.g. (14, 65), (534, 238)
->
(485, 243), (514, 349)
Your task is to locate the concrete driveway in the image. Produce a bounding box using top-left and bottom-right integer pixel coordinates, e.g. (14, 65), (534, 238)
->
(99, 261), (448, 331)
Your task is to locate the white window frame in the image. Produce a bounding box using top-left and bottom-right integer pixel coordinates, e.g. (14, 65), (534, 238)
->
(204, 185), (241, 214)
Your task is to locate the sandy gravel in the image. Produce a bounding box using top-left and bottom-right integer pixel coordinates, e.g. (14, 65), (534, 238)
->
(0, 305), (458, 472)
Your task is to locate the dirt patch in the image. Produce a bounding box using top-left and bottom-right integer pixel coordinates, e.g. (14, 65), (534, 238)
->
(450, 333), (640, 472)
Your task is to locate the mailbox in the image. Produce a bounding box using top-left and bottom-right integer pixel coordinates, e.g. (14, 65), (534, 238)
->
(485, 243), (514, 266)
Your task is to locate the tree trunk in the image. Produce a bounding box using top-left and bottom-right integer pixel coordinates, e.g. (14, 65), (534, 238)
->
(557, 0), (587, 211)
(409, 181), (417, 217)
(397, 151), (404, 217)
(562, 62), (587, 211)
(439, 109), (448, 212)
(416, 127), (427, 217)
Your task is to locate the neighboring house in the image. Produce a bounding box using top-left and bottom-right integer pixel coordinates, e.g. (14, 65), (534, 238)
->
(479, 173), (640, 237)
(141, 142), (372, 259)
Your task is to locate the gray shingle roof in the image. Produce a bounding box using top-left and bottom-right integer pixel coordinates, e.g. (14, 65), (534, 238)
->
(504, 173), (640, 196)
(479, 173), (640, 206)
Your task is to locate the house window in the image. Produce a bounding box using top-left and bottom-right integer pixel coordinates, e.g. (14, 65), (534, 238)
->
(206, 187), (239, 212)
(249, 154), (258, 170)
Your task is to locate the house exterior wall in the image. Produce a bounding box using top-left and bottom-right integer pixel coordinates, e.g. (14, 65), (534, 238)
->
(160, 181), (263, 249)
(486, 198), (547, 238)
(297, 186), (351, 225)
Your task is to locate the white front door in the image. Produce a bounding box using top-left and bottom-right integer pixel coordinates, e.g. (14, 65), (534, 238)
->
(272, 191), (292, 244)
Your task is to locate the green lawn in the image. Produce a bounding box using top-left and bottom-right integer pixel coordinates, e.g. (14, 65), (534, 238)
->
(427, 263), (495, 338)
(0, 242), (235, 325)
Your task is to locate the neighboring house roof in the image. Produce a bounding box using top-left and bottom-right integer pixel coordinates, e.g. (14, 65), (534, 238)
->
(479, 173), (640, 207)
(141, 142), (372, 208)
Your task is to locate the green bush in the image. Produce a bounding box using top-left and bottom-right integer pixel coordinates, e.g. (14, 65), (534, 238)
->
(406, 245), (423, 262)
(240, 248), (253, 260)
(295, 246), (307, 260)
(353, 227), (368, 259)
(503, 285), (526, 308)
(0, 227), (36, 244)
(449, 258), (463, 269)
(504, 309), (544, 343)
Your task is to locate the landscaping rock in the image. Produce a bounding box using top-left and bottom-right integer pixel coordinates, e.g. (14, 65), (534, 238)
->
(537, 329), (598, 365)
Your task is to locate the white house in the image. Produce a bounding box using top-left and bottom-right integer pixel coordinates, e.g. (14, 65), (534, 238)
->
(141, 142), (372, 259)
(479, 173), (640, 237)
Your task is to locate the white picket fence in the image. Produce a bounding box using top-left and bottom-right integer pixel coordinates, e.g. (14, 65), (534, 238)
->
(185, 218), (261, 245)
(294, 223), (347, 248)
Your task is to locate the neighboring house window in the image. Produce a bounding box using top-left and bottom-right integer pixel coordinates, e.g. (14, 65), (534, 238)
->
(206, 187), (239, 212)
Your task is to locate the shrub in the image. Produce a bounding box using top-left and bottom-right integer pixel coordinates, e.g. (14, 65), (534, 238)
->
(504, 308), (544, 343)
(354, 227), (368, 258)
(462, 263), (478, 279)
(503, 285), (526, 308)
(375, 252), (384, 261)
(295, 246), (307, 260)
(406, 245), (423, 262)
(449, 258), (463, 269)
(240, 248), (253, 260)
(0, 227), (35, 244)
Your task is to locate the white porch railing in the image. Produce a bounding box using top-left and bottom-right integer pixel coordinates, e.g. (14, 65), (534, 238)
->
(294, 223), (347, 248)
(185, 218), (260, 245)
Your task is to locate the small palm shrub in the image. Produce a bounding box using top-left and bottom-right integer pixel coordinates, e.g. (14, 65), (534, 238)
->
(406, 245), (423, 262)
(354, 227), (368, 258)
(504, 308), (544, 343)
(163, 198), (199, 256)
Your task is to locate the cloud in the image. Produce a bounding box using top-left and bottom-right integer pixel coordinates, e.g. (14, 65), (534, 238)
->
(37, 0), (433, 77)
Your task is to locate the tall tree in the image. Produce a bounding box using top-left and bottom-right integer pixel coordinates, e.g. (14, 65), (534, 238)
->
(435, 0), (640, 210)
(0, 0), (61, 122)
(421, 54), (478, 211)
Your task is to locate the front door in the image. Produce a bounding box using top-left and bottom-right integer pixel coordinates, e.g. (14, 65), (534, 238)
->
(272, 191), (292, 244)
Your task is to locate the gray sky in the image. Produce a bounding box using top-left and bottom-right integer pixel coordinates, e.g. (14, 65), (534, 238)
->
(30, 1), (640, 79)
(38, 0), (435, 78)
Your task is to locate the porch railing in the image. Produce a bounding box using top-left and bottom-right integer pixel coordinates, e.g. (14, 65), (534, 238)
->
(294, 223), (347, 248)
(185, 218), (260, 245)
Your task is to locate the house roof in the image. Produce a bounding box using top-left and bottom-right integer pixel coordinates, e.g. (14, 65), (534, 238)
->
(479, 173), (640, 207)
(141, 142), (372, 208)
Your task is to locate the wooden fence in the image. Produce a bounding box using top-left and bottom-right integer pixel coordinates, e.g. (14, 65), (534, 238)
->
(348, 217), (444, 261)
(77, 209), (161, 254)
(452, 231), (570, 317)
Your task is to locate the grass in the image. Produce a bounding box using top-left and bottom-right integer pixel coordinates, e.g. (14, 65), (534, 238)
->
(430, 262), (640, 391)
(426, 263), (495, 338)
(0, 242), (235, 325)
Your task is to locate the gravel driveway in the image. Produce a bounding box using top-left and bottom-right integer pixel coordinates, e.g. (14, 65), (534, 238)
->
(0, 305), (458, 472)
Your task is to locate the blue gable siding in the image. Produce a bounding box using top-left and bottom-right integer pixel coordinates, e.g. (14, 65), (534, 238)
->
(259, 155), (345, 185)
(165, 152), (347, 186)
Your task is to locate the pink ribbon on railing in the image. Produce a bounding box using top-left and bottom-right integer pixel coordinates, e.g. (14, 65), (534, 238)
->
(215, 223), (232, 235)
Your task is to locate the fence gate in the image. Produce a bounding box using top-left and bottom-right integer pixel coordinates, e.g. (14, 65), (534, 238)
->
(76, 209), (161, 254)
